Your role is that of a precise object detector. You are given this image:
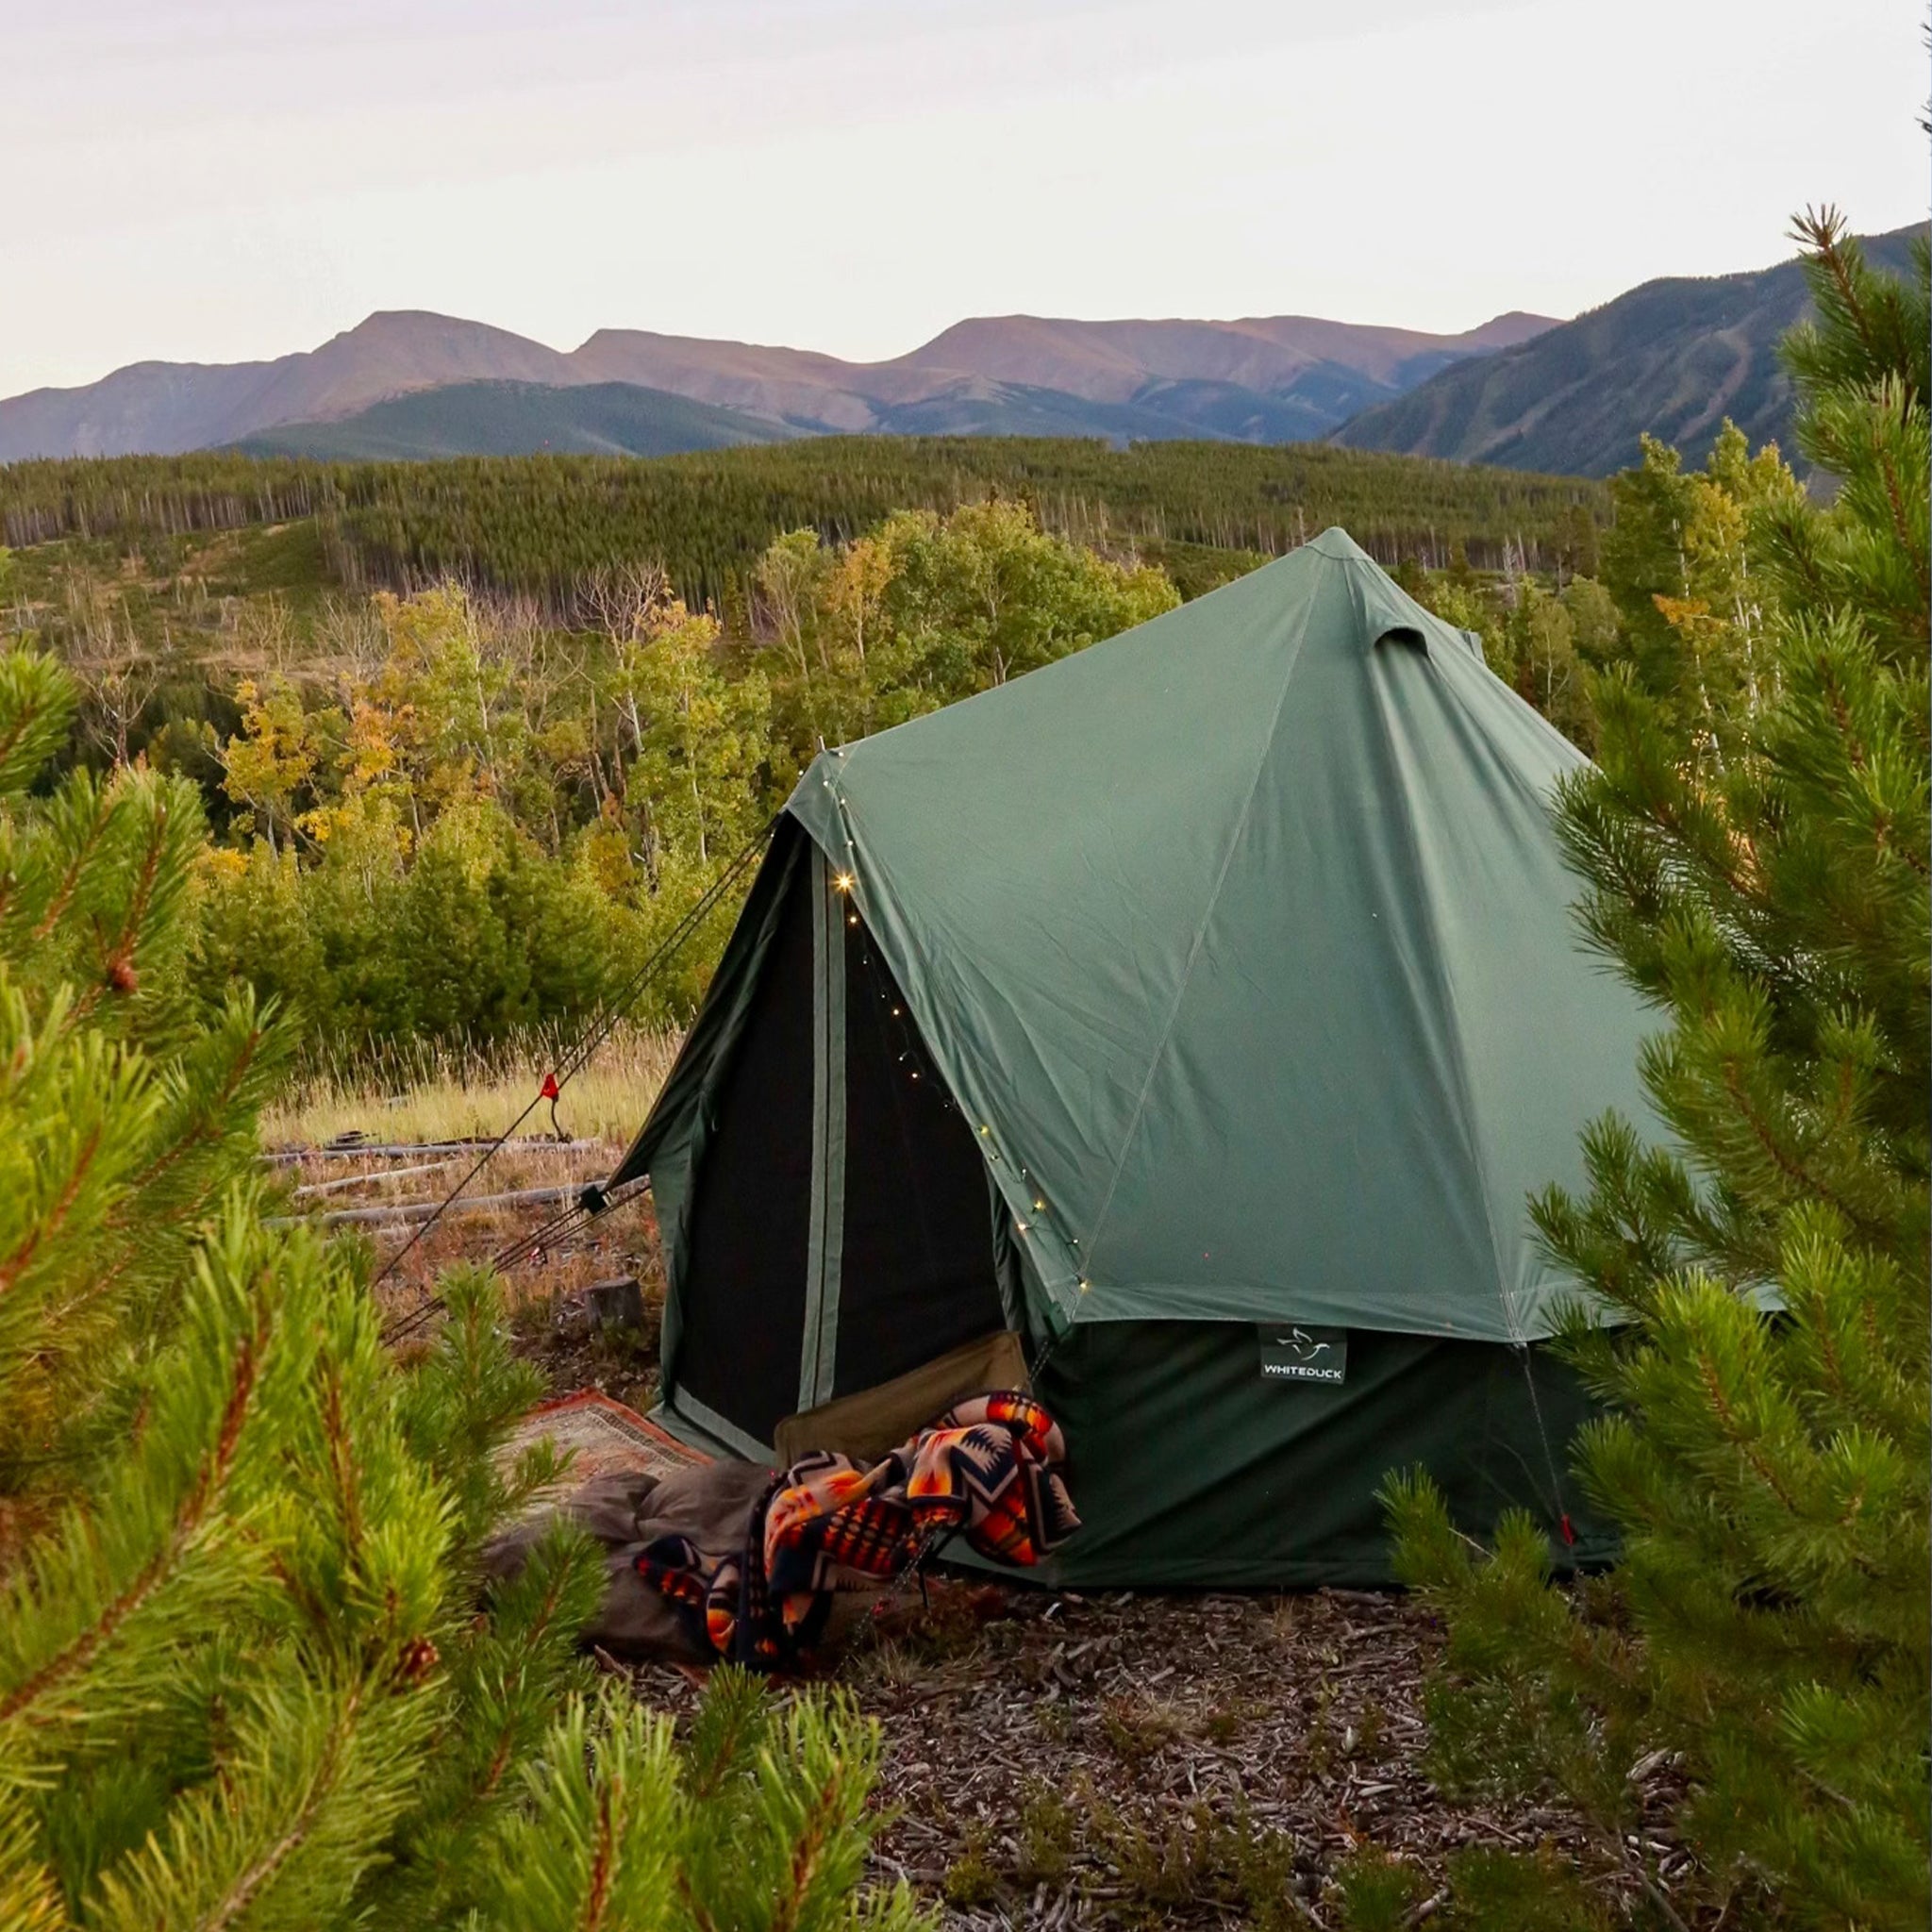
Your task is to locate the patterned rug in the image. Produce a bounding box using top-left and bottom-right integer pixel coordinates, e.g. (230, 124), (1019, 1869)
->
(500, 1391), (709, 1503)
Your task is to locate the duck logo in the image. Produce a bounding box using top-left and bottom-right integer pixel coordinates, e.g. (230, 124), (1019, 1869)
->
(1257, 1324), (1348, 1385)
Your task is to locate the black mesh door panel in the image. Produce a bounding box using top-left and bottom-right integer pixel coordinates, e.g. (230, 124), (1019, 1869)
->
(675, 862), (816, 1442)
(835, 915), (1006, 1396)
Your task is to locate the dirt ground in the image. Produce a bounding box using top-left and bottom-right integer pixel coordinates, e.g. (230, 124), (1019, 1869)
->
(295, 1134), (1678, 1927)
(306, 1134), (670, 1408)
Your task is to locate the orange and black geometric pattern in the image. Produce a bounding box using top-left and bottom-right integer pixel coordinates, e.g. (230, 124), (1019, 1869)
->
(767, 1391), (1078, 1591)
(635, 1391), (1078, 1669)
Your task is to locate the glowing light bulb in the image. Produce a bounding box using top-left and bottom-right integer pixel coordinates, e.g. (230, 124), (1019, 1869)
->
(833, 872), (856, 892)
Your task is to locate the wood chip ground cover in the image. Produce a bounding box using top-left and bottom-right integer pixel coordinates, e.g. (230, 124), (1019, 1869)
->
(622, 1579), (1654, 1927)
(314, 1134), (1681, 1925)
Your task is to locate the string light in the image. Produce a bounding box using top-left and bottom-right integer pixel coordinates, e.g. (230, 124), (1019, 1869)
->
(840, 879), (1081, 1277)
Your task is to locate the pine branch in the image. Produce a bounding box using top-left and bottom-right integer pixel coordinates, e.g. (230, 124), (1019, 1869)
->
(0, 1208), (273, 1757)
(0, 653), (77, 804)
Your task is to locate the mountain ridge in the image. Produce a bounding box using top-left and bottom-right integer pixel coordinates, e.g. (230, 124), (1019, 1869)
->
(1331, 225), (1925, 475)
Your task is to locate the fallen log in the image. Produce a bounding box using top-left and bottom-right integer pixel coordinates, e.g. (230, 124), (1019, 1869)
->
(269, 1184), (590, 1231)
(258, 1138), (601, 1167)
(291, 1159), (458, 1200)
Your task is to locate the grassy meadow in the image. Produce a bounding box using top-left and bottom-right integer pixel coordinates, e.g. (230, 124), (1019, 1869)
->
(262, 1021), (682, 1150)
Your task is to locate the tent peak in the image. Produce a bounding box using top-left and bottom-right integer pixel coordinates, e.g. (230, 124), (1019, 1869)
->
(1303, 526), (1375, 563)
(1288, 525), (1486, 661)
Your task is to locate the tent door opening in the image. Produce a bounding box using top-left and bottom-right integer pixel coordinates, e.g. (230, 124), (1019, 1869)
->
(670, 834), (1008, 1454)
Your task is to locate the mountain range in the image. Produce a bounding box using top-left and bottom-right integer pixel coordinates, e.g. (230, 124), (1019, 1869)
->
(0, 310), (1552, 464)
(1, 225), (1921, 475)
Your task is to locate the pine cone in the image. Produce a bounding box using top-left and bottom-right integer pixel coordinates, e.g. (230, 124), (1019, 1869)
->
(392, 1635), (441, 1689)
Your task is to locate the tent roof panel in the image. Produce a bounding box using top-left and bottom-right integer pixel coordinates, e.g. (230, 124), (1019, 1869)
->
(789, 530), (1656, 1341)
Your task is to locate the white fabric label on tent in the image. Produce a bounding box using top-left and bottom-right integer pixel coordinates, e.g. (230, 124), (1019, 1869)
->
(1257, 1324), (1349, 1386)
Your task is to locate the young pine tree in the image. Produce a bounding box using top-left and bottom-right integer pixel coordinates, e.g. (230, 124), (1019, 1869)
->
(0, 646), (924, 1929)
(1385, 213), (1929, 1929)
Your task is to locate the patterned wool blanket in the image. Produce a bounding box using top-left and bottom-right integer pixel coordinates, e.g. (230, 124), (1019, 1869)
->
(635, 1391), (1079, 1669)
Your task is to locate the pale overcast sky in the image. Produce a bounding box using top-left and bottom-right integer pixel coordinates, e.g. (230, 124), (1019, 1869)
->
(1, 0), (1924, 397)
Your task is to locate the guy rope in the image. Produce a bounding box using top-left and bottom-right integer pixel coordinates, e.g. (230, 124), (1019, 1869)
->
(377, 818), (775, 1344)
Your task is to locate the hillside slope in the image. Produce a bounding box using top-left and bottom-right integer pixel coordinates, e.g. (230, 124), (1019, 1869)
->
(1332, 226), (1924, 475)
(0, 358), (293, 461)
(236, 379), (795, 459)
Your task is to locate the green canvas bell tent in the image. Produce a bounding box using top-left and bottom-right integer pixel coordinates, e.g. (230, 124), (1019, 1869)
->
(612, 528), (1656, 1586)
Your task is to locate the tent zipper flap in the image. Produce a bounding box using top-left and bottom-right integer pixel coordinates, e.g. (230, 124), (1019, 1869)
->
(660, 1388), (776, 1462)
(800, 842), (848, 1409)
